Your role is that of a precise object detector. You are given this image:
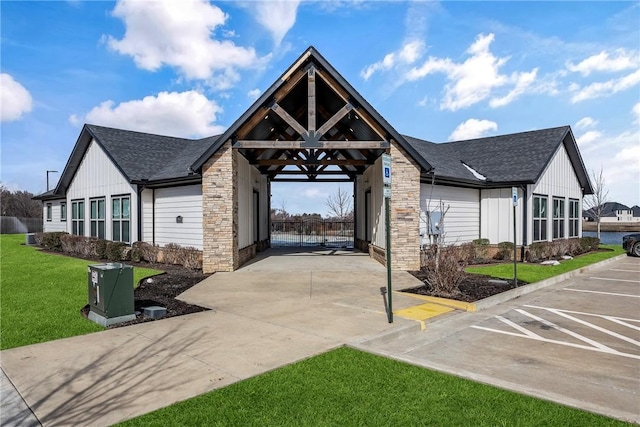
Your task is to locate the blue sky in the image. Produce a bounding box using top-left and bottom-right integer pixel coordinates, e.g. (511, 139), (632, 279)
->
(1, 1), (639, 216)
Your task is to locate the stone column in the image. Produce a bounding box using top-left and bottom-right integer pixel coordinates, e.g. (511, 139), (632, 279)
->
(390, 141), (421, 271)
(202, 141), (239, 273)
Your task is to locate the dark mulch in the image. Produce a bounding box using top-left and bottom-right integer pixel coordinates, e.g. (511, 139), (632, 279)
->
(403, 271), (528, 303)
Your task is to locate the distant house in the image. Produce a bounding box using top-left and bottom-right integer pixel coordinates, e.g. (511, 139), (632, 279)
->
(584, 202), (640, 223)
(36, 46), (593, 273)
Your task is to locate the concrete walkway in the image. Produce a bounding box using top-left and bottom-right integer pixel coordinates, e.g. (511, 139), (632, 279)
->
(1, 249), (425, 426)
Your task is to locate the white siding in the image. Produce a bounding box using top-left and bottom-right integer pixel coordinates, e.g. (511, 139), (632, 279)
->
(528, 144), (584, 242)
(237, 154), (268, 249)
(153, 185), (203, 249)
(43, 199), (67, 232)
(480, 188), (524, 244)
(141, 188), (153, 243)
(66, 139), (137, 240)
(421, 184), (480, 245)
(356, 158), (385, 248)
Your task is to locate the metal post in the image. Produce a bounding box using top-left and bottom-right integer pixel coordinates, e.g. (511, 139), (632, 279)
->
(385, 196), (393, 323)
(46, 170), (58, 191)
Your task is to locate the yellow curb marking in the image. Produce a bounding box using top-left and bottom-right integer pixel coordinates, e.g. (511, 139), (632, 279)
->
(397, 292), (477, 312)
(394, 303), (454, 326)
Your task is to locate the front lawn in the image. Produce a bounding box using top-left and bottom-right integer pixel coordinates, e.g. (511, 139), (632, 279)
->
(0, 234), (161, 350)
(466, 245), (624, 283)
(119, 347), (626, 426)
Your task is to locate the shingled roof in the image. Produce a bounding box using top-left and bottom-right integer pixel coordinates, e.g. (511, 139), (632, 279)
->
(45, 125), (217, 197)
(404, 126), (593, 193)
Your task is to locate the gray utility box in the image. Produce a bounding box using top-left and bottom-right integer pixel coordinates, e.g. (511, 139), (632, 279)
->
(87, 263), (136, 327)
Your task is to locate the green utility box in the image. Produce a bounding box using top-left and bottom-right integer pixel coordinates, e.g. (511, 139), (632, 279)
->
(87, 263), (136, 326)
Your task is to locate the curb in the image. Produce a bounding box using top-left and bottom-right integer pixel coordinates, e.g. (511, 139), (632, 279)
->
(351, 320), (423, 347)
(473, 253), (627, 311)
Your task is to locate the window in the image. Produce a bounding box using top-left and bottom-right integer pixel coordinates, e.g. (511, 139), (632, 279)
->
(112, 196), (130, 243)
(90, 198), (106, 239)
(533, 195), (548, 242)
(71, 200), (85, 236)
(553, 198), (565, 239)
(60, 202), (67, 221)
(569, 199), (579, 237)
(46, 203), (52, 221)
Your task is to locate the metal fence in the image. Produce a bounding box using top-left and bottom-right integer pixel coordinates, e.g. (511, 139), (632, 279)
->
(0, 216), (43, 234)
(271, 219), (354, 248)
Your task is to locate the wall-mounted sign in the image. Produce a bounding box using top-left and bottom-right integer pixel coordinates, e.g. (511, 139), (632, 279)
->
(512, 187), (518, 206)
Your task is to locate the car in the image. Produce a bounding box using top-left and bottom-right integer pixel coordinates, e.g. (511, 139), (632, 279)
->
(622, 233), (640, 257)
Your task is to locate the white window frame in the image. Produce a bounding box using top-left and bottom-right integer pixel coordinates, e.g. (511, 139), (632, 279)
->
(46, 203), (52, 222)
(71, 199), (85, 236)
(90, 198), (106, 239)
(553, 197), (565, 239)
(112, 195), (131, 243)
(60, 202), (67, 222)
(569, 199), (579, 238)
(533, 195), (548, 242)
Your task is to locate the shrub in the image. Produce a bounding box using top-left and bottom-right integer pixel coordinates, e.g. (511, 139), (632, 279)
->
(580, 237), (600, 253)
(106, 241), (126, 261)
(130, 241), (143, 263)
(180, 246), (202, 270)
(34, 232), (44, 246)
(162, 243), (182, 265)
(472, 238), (490, 245)
(39, 232), (66, 251)
(95, 239), (108, 259)
(494, 241), (514, 260)
(420, 244), (467, 297)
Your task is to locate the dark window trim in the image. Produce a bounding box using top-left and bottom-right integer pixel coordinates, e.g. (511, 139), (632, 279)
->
(60, 202), (67, 222)
(46, 203), (52, 222)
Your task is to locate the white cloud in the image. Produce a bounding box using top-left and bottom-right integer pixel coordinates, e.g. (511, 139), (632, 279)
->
(106, 0), (264, 89)
(247, 0), (300, 45)
(361, 40), (425, 81)
(570, 69), (640, 103)
(633, 102), (640, 124)
(567, 49), (639, 76)
(70, 91), (225, 138)
(575, 117), (597, 130)
(448, 118), (498, 141)
(0, 73), (33, 122)
(576, 130), (602, 148)
(247, 88), (261, 100)
(405, 33), (537, 111)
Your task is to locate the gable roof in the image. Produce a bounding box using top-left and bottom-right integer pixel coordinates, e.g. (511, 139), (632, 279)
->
(51, 124), (215, 196)
(404, 126), (593, 193)
(190, 46), (432, 173)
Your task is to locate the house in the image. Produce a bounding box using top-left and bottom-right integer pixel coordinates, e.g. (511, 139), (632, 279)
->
(36, 46), (593, 273)
(583, 202), (640, 223)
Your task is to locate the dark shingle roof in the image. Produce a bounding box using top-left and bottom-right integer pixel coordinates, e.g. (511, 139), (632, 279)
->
(86, 125), (217, 182)
(404, 126), (580, 186)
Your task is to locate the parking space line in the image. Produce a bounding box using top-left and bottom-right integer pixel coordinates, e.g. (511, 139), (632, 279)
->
(606, 317), (640, 331)
(471, 325), (640, 360)
(495, 315), (542, 339)
(523, 306), (640, 347)
(589, 277), (640, 283)
(565, 289), (640, 298)
(611, 269), (640, 273)
(524, 305), (640, 327)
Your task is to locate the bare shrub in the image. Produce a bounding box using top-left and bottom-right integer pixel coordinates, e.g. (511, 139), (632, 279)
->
(140, 242), (159, 263)
(180, 246), (202, 270)
(162, 243), (182, 264)
(494, 241), (514, 260)
(106, 241), (126, 261)
(39, 232), (66, 251)
(421, 245), (467, 297)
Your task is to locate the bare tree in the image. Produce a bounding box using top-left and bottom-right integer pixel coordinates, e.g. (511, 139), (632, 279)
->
(0, 185), (42, 218)
(325, 186), (353, 220)
(583, 167), (610, 239)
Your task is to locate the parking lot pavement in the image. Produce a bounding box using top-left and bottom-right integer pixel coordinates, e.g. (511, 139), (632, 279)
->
(358, 257), (640, 424)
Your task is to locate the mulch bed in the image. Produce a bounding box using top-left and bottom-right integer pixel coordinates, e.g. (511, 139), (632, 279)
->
(403, 270), (528, 303)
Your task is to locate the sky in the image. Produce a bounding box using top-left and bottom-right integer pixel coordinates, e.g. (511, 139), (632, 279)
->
(1, 0), (639, 217)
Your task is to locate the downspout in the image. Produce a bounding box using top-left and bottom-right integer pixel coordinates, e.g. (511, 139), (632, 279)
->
(521, 185), (528, 260)
(353, 177), (358, 245)
(152, 188), (156, 246)
(137, 184), (144, 242)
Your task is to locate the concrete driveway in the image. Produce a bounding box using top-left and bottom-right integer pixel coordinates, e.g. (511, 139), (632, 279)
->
(1, 248), (425, 426)
(358, 256), (640, 423)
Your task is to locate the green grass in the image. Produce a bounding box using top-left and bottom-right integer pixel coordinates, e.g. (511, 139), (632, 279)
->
(119, 347), (627, 426)
(0, 234), (161, 350)
(466, 245), (625, 283)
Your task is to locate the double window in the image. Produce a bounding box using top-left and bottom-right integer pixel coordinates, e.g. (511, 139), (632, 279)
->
(71, 200), (85, 236)
(553, 198), (565, 239)
(46, 203), (52, 221)
(569, 199), (580, 237)
(90, 198), (105, 239)
(112, 196), (130, 243)
(533, 195), (548, 242)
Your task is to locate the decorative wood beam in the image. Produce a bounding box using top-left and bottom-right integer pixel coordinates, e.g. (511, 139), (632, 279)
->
(270, 170), (351, 175)
(270, 178), (354, 183)
(273, 68), (307, 102)
(316, 103), (353, 137)
(236, 107), (268, 139)
(270, 103), (307, 136)
(308, 66), (316, 133)
(254, 159), (371, 166)
(234, 140), (389, 149)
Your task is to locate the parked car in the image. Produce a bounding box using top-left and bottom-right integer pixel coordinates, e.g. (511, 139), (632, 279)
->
(622, 233), (640, 256)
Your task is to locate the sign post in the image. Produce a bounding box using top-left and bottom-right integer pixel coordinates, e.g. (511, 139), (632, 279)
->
(512, 187), (518, 288)
(382, 154), (393, 323)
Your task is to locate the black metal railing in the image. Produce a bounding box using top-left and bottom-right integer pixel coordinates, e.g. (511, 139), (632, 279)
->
(271, 219), (354, 248)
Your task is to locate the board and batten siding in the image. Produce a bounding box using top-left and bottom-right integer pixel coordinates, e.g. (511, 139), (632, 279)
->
(527, 143), (584, 242)
(421, 184), (480, 245)
(140, 189), (154, 243)
(66, 139), (137, 240)
(237, 154), (269, 249)
(43, 199), (67, 232)
(356, 157), (385, 248)
(152, 185), (203, 250)
(480, 188), (524, 244)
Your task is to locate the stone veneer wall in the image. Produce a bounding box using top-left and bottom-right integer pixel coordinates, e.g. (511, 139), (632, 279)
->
(202, 141), (238, 273)
(390, 141), (421, 270)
